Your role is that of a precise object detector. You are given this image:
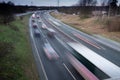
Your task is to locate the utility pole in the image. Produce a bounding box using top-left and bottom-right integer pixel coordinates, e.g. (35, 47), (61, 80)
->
(58, 0), (59, 7)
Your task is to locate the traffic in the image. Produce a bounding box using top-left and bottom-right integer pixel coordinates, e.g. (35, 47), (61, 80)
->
(30, 11), (120, 80)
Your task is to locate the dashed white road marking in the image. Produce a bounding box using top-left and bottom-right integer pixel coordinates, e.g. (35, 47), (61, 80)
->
(63, 63), (77, 80)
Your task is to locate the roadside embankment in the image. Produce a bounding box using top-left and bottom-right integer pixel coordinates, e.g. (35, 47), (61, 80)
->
(0, 15), (39, 80)
(51, 12), (120, 42)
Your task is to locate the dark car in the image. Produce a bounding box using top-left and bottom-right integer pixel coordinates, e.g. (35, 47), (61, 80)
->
(32, 23), (38, 29)
(32, 19), (35, 23)
(34, 29), (40, 37)
(36, 14), (40, 19)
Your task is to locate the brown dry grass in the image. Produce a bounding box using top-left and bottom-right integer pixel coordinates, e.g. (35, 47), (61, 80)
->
(51, 12), (120, 42)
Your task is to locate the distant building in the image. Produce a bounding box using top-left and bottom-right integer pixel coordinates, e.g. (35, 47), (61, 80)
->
(92, 10), (107, 16)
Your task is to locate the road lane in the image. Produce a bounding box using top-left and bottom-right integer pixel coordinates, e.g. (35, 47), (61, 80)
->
(29, 18), (48, 80)
(37, 14), (85, 80)
(30, 11), (120, 80)
(30, 15), (85, 80)
(34, 30), (84, 80)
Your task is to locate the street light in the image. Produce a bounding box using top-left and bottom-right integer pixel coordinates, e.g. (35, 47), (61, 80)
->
(58, 0), (59, 7)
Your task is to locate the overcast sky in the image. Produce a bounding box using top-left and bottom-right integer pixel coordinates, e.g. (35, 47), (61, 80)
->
(0, 0), (79, 6)
(0, 0), (120, 6)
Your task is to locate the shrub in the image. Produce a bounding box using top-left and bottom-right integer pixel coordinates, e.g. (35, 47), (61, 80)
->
(9, 24), (19, 32)
(0, 62), (23, 80)
(0, 41), (14, 58)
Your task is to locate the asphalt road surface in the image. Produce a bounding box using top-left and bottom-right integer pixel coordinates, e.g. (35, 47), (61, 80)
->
(42, 11), (120, 67)
(29, 12), (84, 80)
(29, 11), (120, 80)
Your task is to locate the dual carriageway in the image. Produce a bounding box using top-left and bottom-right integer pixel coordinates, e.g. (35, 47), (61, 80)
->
(29, 11), (120, 80)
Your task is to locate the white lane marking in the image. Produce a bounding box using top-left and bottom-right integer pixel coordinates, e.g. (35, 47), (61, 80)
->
(32, 31), (48, 80)
(53, 21), (61, 26)
(99, 45), (106, 50)
(55, 36), (68, 48)
(30, 19), (48, 80)
(30, 26), (34, 39)
(63, 63), (77, 80)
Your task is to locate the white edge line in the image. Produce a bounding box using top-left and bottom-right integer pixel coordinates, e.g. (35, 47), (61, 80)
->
(99, 45), (106, 50)
(63, 63), (77, 80)
(30, 18), (48, 80)
(33, 40), (48, 80)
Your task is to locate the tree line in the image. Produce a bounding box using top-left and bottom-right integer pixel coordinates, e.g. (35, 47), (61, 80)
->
(0, 1), (28, 24)
(61, 0), (119, 17)
(0, 0), (119, 24)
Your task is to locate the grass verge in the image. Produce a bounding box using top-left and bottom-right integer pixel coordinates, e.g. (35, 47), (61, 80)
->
(0, 15), (39, 80)
(51, 12), (120, 42)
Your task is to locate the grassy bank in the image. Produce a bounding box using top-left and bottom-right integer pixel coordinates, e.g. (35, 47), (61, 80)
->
(0, 15), (39, 80)
(51, 12), (120, 42)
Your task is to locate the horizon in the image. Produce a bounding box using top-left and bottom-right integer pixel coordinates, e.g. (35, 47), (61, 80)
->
(0, 0), (120, 6)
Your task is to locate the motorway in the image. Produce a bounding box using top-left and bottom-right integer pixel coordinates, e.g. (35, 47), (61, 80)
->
(29, 12), (84, 80)
(29, 11), (120, 80)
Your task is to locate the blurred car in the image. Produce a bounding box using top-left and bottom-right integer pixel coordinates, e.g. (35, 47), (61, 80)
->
(47, 28), (56, 38)
(32, 23), (38, 29)
(32, 14), (35, 19)
(32, 19), (35, 23)
(43, 42), (59, 60)
(66, 53), (99, 80)
(38, 21), (42, 28)
(41, 23), (47, 29)
(34, 29), (40, 37)
(36, 15), (40, 19)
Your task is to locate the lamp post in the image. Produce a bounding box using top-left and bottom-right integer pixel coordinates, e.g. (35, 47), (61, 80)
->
(58, 0), (59, 7)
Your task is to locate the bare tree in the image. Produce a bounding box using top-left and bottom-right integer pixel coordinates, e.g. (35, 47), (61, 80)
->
(76, 0), (97, 18)
(101, 0), (107, 6)
(107, 0), (112, 6)
(0, 1), (15, 24)
(108, 0), (118, 16)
